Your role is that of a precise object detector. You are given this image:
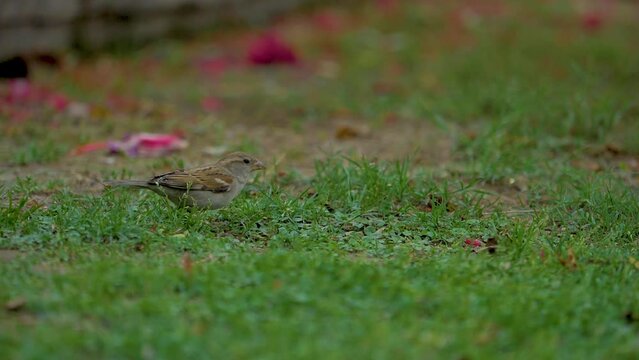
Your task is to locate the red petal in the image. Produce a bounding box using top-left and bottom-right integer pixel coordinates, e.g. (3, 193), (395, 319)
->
(247, 33), (298, 66)
(70, 141), (108, 155)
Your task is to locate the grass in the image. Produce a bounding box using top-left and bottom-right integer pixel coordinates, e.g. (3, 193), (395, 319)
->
(11, 141), (68, 166)
(2, 0), (639, 358)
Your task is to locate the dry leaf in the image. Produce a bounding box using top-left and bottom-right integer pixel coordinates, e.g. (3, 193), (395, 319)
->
(335, 124), (363, 140)
(182, 253), (193, 275)
(384, 113), (400, 125)
(572, 159), (601, 172)
(5, 297), (26, 312)
(272, 279), (283, 290)
(605, 143), (623, 156)
(559, 248), (578, 270)
(372, 81), (396, 95)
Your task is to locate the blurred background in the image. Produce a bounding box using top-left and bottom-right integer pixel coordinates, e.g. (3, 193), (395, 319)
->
(3, 3), (639, 357)
(1, 0), (638, 188)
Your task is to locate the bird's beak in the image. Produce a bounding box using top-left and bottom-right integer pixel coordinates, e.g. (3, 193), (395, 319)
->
(252, 160), (266, 171)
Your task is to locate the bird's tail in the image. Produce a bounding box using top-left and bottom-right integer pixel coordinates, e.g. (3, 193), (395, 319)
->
(103, 180), (150, 189)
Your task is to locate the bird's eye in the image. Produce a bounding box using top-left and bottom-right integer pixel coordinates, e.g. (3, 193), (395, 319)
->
(243, 159), (250, 164)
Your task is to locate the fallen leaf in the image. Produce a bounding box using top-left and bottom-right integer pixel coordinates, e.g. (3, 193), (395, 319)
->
(475, 323), (499, 345)
(507, 176), (529, 192)
(559, 248), (578, 270)
(372, 81), (396, 95)
(5, 297), (26, 312)
(272, 279), (283, 290)
(384, 113), (400, 125)
(335, 125), (360, 140)
(335, 123), (369, 140)
(605, 143), (623, 156)
(182, 253), (193, 275)
(106, 94), (140, 113)
(572, 159), (602, 172)
(90, 104), (111, 119)
(629, 256), (639, 270)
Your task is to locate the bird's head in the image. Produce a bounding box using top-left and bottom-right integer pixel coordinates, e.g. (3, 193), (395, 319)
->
(217, 152), (266, 179)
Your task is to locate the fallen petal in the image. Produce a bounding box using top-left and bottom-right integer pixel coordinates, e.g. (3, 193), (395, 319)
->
(464, 238), (483, 248)
(48, 93), (70, 112)
(247, 33), (298, 66)
(109, 133), (188, 157)
(7, 79), (31, 103)
(70, 141), (108, 156)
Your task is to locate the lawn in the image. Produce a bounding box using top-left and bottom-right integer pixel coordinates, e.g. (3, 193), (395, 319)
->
(2, 1), (639, 359)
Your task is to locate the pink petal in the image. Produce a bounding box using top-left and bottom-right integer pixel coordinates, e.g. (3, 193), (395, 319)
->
(108, 133), (188, 157)
(48, 94), (70, 112)
(247, 33), (298, 66)
(8, 79), (32, 103)
(464, 239), (483, 248)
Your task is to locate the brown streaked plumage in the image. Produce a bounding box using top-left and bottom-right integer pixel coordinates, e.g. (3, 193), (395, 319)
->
(105, 152), (265, 210)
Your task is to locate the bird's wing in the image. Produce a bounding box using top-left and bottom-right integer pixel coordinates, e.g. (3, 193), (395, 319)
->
(149, 166), (234, 193)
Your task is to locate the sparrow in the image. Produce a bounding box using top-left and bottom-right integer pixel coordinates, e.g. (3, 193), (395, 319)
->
(105, 152), (265, 210)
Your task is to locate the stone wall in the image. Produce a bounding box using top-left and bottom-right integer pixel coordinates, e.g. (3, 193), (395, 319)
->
(0, 0), (308, 59)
